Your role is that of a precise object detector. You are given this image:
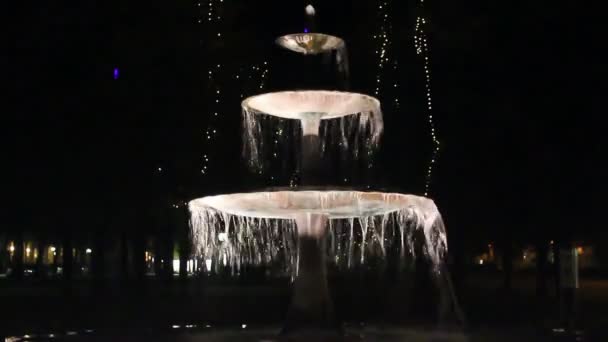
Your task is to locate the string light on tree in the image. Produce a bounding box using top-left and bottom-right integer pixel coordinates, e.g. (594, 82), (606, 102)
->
(413, 7), (441, 196)
(372, 1), (401, 171)
(259, 61), (269, 90)
(197, 0), (226, 179)
(373, 1), (438, 196)
(201, 61), (224, 175)
(373, 0), (399, 99)
(197, 2), (271, 181)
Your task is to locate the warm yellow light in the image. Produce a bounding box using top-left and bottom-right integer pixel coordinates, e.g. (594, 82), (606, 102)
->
(50, 246), (56, 252)
(9, 244), (15, 253)
(577, 247), (583, 255)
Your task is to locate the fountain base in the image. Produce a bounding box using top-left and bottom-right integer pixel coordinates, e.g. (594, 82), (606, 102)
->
(282, 214), (342, 336)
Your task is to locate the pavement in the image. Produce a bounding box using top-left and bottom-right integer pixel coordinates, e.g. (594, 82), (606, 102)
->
(1, 274), (607, 341)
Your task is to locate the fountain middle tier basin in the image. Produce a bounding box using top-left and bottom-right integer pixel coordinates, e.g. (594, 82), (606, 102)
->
(241, 91), (383, 171)
(242, 90), (381, 124)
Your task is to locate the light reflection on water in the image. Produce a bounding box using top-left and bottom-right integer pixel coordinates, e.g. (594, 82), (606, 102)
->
(5, 329), (95, 342)
(3, 325), (476, 342)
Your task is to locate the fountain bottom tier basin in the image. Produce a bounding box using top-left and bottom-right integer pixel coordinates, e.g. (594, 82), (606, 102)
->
(189, 191), (450, 335)
(189, 191), (437, 221)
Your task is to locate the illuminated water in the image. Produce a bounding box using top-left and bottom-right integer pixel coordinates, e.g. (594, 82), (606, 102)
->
(241, 91), (383, 172)
(275, 33), (350, 80)
(189, 191), (447, 278)
(185, 4), (464, 335)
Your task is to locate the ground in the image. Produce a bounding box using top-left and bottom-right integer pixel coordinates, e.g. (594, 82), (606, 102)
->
(1, 273), (606, 341)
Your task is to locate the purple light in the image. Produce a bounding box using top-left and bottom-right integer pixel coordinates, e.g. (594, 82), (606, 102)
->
(113, 68), (119, 80)
(304, 28), (309, 33)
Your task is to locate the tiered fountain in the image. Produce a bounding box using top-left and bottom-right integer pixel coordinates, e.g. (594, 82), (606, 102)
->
(189, 6), (450, 337)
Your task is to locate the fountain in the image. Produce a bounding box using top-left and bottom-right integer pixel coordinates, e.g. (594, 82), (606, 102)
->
(189, 5), (456, 337)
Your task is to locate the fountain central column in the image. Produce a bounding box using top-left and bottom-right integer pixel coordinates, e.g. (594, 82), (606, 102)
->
(283, 212), (339, 334)
(281, 116), (341, 335)
(300, 114), (322, 185)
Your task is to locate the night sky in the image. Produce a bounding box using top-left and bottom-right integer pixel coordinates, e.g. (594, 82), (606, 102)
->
(4, 1), (605, 252)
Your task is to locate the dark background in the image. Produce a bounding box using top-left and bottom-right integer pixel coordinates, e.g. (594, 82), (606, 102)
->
(2, 0), (607, 338)
(5, 0), (605, 260)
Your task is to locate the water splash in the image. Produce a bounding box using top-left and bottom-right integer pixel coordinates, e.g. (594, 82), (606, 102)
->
(305, 5), (316, 17)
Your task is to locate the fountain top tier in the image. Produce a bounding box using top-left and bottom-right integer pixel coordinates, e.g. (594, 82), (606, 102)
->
(276, 33), (345, 55)
(189, 190), (438, 220)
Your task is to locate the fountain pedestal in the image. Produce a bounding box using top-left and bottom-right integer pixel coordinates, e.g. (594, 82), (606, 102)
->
(300, 114), (322, 185)
(301, 134), (322, 184)
(282, 213), (340, 335)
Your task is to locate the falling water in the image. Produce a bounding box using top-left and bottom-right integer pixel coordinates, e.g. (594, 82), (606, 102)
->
(276, 31), (351, 89)
(335, 44), (350, 85)
(242, 91), (383, 173)
(189, 191), (447, 279)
